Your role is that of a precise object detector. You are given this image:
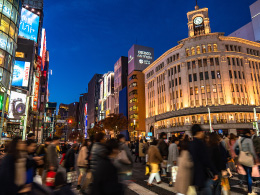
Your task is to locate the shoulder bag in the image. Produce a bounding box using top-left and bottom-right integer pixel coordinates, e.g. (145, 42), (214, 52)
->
(238, 138), (254, 167)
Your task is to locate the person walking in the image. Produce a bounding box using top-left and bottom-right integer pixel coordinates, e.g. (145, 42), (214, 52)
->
(139, 139), (145, 164)
(36, 137), (51, 176)
(134, 140), (141, 163)
(250, 129), (260, 159)
(77, 140), (88, 190)
(147, 139), (163, 186)
(167, 137), (179, 186)
(158, 132), (168, 177)
(92, 139), (123, 195)
(46, 136), (60, 172)
(189, 124), (218, 195)
(233, 130), (257, 195)
(64, 143), (78, 173)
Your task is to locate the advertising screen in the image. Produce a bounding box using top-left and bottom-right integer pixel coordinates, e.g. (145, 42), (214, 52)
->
(33, 56), (41, 111)
(19, 8), (40, 42)
(128, 44), (154, 75)
(8, 91), (27, 120)
(40, 29), (46, 70)
(12, 61), (30, 87)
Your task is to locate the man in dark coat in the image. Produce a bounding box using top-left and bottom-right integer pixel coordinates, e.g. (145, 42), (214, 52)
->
(64, 143), (78, 172)
(189, 124), (218, 194)
(158, 132), (168, 176)
(250, 129), (260, 158)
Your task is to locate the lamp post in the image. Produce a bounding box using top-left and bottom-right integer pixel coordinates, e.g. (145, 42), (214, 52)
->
(22, 95), (34, 140)
(253, 107), (260, 136)
(133, 119), (136, 138)
(208, 107), (213, 133)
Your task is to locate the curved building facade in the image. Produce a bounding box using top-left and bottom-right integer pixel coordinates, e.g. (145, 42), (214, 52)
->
(143, 6), (260, 136)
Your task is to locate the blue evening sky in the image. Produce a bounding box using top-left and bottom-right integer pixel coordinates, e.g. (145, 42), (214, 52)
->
(44, 0), (256, 106)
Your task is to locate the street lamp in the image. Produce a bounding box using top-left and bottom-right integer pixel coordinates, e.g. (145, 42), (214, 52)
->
(133, 119), (136, 138)
(22, 95), (34, 140)
(208, 107), (213, 133)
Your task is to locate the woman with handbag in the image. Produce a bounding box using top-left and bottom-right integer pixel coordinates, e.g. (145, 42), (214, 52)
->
(233, 130), (257, 195)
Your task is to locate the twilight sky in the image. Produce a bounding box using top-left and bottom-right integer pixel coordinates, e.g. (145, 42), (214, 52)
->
(43, 0), (256, 106)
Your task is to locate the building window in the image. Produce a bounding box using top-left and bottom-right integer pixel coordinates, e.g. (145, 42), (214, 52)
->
(191, 47), (195, 55)
(238, 71), (241, 79)
(215, 58), (219, 65)
(217, 71), (221, 79)
(180, 90), (183, 97)
(213, 84), (217, 93)
(189, 74), (192, 82)
(208, 44), (212, 52)
(186, 49), (190, 56)
(195, 86), (199, 94)
(234, 71), (237, 79)
(175, 78), (178, 86)
(197, 46), (201, 54)
(232, 58), (235, 66)
(229, 70), (232, 78)
(240, 59), (243, 66)
(203, 58), (207, 66)
(205, 71), (209, 80)
(198, 59), (202, 67)
(251, 73), (253, 80)
(178, 65), (180, 72)
(208, 98), (212, 106)
(187, 62), (191, 69)
(190, 87), (193, 95)
(129, 82), (137, 88)
(227, 57), (231, 65)
(193, 73), (197, 81)
(179, 77), (181, 85)
(225, 45), (229, 51)
(242, 72), (245, 79)
(213, 44), (218, 52)
(249, 61), (251, 68)
(211, 71), (215, 79)
(236, 84), (239, 92)
(201, 86), (205, 94)
(176, 91), (178, 98)
(202, 45), (206, 53)
(129, 90), (137, 96)
(192, 61), (196, 69)
(236, 58), (240, 66)
(129, 75), (137, 81)
(202, 99), (206, 106)
(218, 84), (222, 92)
(206, 85), (210, 93)
(231, 84), (235, 92)
(200, 72), (204, 80)
(210, 58), (214, 66)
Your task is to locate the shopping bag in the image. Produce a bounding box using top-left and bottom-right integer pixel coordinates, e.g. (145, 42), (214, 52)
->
(170, 166), (178, 182)
(67, 171), (77, 183)
(187, 186), (197, 195)
(221, 177), (230, 195)
(46, 171), (56, 187)
(33, 175), (42, 185)
(145, 165), (150, 175)
(252, 165), (260, 178)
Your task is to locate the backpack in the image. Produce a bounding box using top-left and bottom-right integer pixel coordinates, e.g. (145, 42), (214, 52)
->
(235, 138), (245, 155)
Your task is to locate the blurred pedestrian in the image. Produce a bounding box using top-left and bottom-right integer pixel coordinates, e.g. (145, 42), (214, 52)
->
(77, 140), (88, 190)
(92, 139), (123, 195)
(64, 143), (78, 173)
(147, 139), (163, 186)
(46, 136), (60, 172)
(167, 137), (179, 187)
(250, 129), (260, 159)
(189, 124), (218, 195)
(134, 139), (141, 163)
(139, 139), (145, 163)
(158, 132), (168, 176)
(27, 133), (36, 141)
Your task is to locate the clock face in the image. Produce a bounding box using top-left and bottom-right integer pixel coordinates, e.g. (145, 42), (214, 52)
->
(194, 16), (203, 25)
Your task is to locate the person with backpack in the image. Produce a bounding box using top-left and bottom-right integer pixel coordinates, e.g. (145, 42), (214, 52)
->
(233, 130), (257, 195)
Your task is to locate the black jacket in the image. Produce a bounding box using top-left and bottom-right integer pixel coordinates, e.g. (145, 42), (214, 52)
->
(158, 139), (168, 158)
(90, 142), (107, 172)
(65, 148), (75, 169)
(189, 138), (217, 188)
(92, 157), (123, 195)
(209, 143), (228, 173)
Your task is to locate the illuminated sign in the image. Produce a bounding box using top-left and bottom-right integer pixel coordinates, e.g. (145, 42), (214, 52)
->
(84, 103), (88, 136)
(19, 8), (40, 42)
(12, 61), (31, 87)
(128, 44), (154, 75)
(15, 52), (25, 58)
(8, 91), (27, 120)
(40, 29), (46, 70)
(33, 56), (41, 111)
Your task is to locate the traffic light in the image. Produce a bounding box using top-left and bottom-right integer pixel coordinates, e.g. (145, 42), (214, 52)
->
(68, 120), (72, 124)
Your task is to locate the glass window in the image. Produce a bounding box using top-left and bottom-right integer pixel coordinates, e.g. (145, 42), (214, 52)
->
(213, 84), (217, 92)
(240, 59), (243, 66)
(203, 58), (207, 67)
(211, 71), (215, 79)
(201, 86), (205, 94)
(3, 0), (12, 18)
(217, 71), (221, 79)
(236, 58), (240, 66)
(11, 7), (17, 24)
(0, 49), (4, 67)
(178, 65), (180, 72)
(240, 84), (243, 92)
(206, 85), (210, 93)
(202, 45), (206, 53)
(208, 44), (212, 52)
(234, 71), (237, 79)
(229, 70), (232, 78)
(200, 72), (204, 80)
(180, 90), (182, 97)
(0, 15), (10, 35)
(0, 0), (3, 13)
(238, 71), (241, 79)
(0, 67), (3, 81)
(215, 58), (219, 65)
(186, 49), (190, 56)
(0, 31), (8, 50)
(227, 57), (231, 65)
(195, 86), (198, 95)
(198, 59), (202, 67)
(205, 71), (209, 80)
(236, 84), (239, 92)
(187, 61), (191, 69)
(210, 58), (214, 66)
(231, 84), (234, 92)
(232, 58), (235, 66)
(192, 61), (196, 68)
(190, 87), (193, 95)
(179, 77), (181, 85)
(9, 22), (15, 39)
(197, 46), (201, 54)
(7, 37), (13, 54)
(193, 73), (197, 81)
(189, 74), (192, 82)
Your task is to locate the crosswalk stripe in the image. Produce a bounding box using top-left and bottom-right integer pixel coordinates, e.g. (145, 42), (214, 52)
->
(128, 183), (158, 195)
(144, 180), (177, 193)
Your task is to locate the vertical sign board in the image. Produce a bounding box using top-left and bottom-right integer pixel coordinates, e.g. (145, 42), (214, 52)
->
(12, 61), (31, 87)
(84, 103), (88, 137)
(40, 29), (46, 70)
(33, 56), (41, 111)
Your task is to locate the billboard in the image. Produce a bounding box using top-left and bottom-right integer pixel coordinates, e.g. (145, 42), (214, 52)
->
(33, 56), (41, 111)
(40, 29), (46, 70)
(128, 44), (154, 75)
(8, 91), (27, 120)
(19, 8), (40, 42)
(84, 103), (88, 137)
(12, 61), (31, 87)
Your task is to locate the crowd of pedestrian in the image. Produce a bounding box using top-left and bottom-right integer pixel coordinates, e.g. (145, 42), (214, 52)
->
(0, 126), (260, 195)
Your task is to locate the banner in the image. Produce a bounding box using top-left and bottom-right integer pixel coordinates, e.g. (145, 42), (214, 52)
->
(33, 56), (41, 111)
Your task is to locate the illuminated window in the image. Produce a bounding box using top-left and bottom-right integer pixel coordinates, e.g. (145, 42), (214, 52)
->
(218, 84), (222, 92)
(15, 51), (25, 58)
(3, 0), (12, 18)
(186, 49), (190, 56)
(208, 98), (212, 106)
(190, 87), (193, 95)
(202, 45), (206, 53)
(180, 90), (182, 97)
(208, 44), (212, 52)
(0, 15), (10, 34)
(214, 98), (218, 105)
(202, 99), (206, 106)
(0, 50), (5, 67)
(0, 32), (7, 50)
(191, 47), (195, 55)
(9, 22), (15, 39)
(195, 86), (199, 95)
(201, 86), (205, 94)
(213, 44), (218, 52)
(220, 98), (224, 105)
(217, 71), (221, 79)
(197, 46), (201, 54)
(196, 100), (199, 107)
(212, 84), (217, 93)
(206, 85), (210, 93)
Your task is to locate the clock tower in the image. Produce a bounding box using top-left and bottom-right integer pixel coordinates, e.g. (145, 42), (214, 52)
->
(187, 4), (211, 37)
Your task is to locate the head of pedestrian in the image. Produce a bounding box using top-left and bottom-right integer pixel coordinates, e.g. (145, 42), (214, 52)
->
(191, 124), (204, 139)
(244, 129), (251, 137)
(95, 132), (106, 144)
(8, 136), (26, 159)
(172, 137), (180, 145)
(45, 137), (52, 146)
(250, 129), (256, 136)
(209, 133), (221, 147)
(27, 133), (35, 140)
(52, 136), (60, 145)
(105, 138), (119, 159)
(26, 139), (37, 154)
(160, 132), (167, 140)
(150, 138), (158, 146)
(117, 134), (126, 143)
(72, 143), (79, 151)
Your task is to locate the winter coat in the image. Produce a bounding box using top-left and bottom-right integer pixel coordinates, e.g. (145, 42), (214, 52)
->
(233, 136), (257, 159)
(148, 145), (163, 165)
(158, 139), (168, 159)
(114, 142), (133, 174)
(139, 143), (145, 157)
(77, 146), (88, 168)
(90, 142), (108, 172)
(208, 143), (228, 173)
(167, 143), (179, 166)
(189, 138), (217, 188)
(92, 157), (123, 195)
(252, 135), (260, 154)
(175, 150), (193, 194)
(64, 148), (76, 169)
(46, 144), (59, 171)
